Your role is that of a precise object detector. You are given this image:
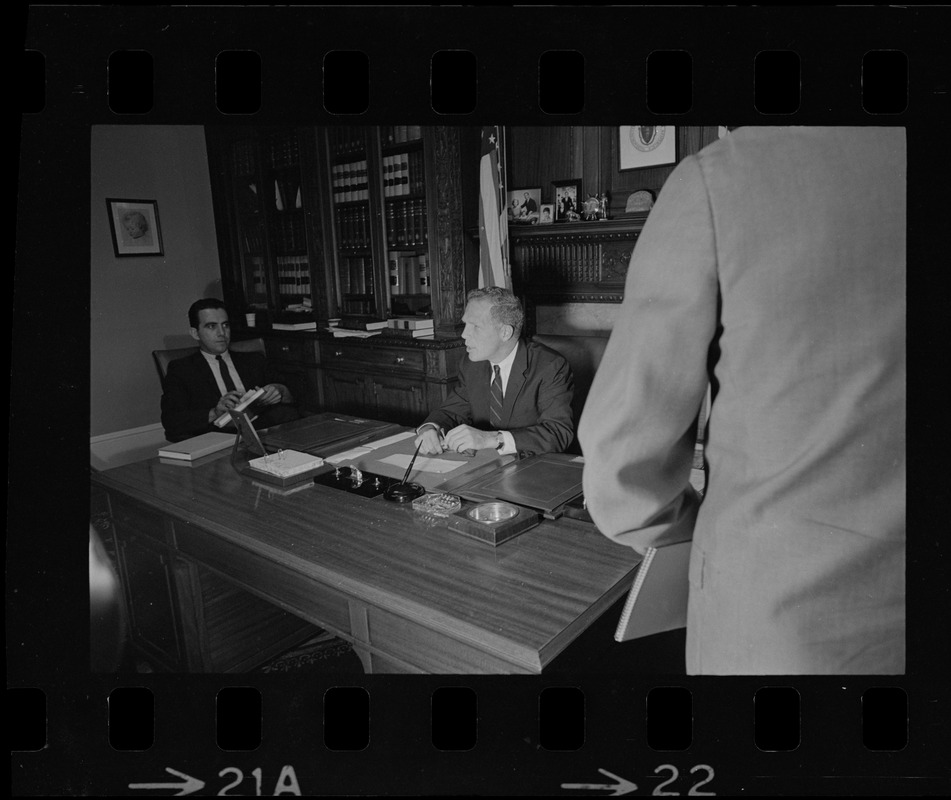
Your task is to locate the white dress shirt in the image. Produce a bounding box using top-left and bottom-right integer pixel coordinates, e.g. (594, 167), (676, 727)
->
(200, 349), (247, 396)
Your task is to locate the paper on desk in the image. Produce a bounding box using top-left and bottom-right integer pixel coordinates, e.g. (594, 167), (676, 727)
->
(362, 431), (416, 450)
(379, 453), (466, 474)
(325, 446), (372, 464)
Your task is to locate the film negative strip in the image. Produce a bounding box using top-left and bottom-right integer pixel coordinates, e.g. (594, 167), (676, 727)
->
(10, 4), (949, 796)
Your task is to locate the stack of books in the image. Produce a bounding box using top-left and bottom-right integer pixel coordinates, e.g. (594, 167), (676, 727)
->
(158, 432), (234, 462)
(386, 316), (434, 339)
(337, 315), (388, 332)
(272, 319), (317, 331)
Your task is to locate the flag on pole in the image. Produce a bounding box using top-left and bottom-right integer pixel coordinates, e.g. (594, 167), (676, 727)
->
(478, 125), (510, 289)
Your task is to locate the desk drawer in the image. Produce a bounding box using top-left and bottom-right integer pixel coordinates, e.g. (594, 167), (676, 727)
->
(267, 336), (315, 364)
(321, 342), (425, 373)
(110, 496), (169, 545)
(173, 520), (352, 634)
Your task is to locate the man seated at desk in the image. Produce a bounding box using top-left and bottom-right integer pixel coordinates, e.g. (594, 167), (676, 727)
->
(414, 286), (574, 457)
(161, 298), (299, 442)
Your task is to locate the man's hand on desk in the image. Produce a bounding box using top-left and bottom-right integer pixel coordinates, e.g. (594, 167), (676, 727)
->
(414, 426), (444, 456)
(443, 425), (494, 454)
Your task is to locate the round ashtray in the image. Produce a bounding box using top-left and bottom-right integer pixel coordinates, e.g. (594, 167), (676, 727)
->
(467, 501), (519, 524)
(383, 482), (425, 503)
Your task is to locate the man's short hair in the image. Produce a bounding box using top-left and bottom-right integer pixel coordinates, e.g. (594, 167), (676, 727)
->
(466, 287), (524, 335)
(188, 298), (229, 329)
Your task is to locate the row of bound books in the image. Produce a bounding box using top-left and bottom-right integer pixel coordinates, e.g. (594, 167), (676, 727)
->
(334, 206), (372, 250)
(328, 126), (366, 158)
(381, 125), (422, 146)
(339, 256), (374, 295)
(385, 198), (428, 248)
(382, 150), (424, 197)
(265, 131), (301, 170)
(275, 256), (311, 297)
(332, 160), (368, 203)
(388, 251), (430, 295)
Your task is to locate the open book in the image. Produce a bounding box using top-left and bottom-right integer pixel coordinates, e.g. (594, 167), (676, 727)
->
(213, 386), (265, 428)
(614, 539), (692, 642)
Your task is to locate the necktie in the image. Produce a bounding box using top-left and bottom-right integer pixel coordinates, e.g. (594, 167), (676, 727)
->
(216, 355), (236, 393)
(489, 364), (503, 429)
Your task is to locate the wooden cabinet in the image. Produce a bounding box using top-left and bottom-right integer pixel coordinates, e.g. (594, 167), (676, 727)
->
(262, 331), (321, 414)
(91, 488), (316, 673)
(317, 336), (465, 426)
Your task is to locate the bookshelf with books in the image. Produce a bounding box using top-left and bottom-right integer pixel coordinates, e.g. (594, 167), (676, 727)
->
(208, 124), (469, 423)
(326, 125), (378, 318)
(206, 127), (330, 413)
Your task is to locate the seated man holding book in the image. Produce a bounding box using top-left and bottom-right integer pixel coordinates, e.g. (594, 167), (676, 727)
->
(414, 287), (574, 457)
(161, 298), (299, 442)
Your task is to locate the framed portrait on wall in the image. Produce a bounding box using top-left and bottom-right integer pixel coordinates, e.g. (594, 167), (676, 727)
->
(618, 125), (677, 171)
(106, 198), (164, 257)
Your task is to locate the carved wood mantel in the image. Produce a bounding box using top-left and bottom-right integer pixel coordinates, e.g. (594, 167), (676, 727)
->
(509, 215), (647, 303)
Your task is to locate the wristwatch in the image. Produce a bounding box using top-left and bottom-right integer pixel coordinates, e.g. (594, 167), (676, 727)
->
(495, 431), (505, 452)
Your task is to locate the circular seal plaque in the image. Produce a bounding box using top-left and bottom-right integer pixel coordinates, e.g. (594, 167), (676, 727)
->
(629, 125), (667, 152)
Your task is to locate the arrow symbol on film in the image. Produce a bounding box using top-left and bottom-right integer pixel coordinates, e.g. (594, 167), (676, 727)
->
(129, 767), (205, 795)
(561, 767), (638, 796)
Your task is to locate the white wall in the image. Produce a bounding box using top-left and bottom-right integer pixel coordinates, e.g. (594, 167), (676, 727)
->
(90, 126), (222, 437)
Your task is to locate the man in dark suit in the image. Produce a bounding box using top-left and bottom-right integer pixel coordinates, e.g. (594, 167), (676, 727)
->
(161, 298), (299, 442)
(414, 287), (574, 457)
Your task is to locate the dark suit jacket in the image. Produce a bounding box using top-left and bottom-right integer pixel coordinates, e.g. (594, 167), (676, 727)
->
(423, 340), (574, 456)
(161, 349), (296, 442)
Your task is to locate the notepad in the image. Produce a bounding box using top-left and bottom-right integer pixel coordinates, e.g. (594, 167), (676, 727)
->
(324, 446), (373, 465)
(614, 540), (691, 642)
(248, 449), (324, 478)
(213, 386), (265, 428)
(379, 453), (466, 475)
(158, 432), (234, 461)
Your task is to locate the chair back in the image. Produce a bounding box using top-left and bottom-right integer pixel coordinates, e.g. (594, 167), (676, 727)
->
(531, 333), (609, 453)
(151, 337), (266, 390)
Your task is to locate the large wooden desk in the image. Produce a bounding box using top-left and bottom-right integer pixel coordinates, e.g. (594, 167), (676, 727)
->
(90, 436), (639, 674)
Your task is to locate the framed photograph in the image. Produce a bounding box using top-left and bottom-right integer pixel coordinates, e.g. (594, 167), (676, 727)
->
(618, 125), (677, 171)
(106, 198), (164, 257)
(552, 179), (582, 222)
(506, 186), (541, 224)
(538, 203), (554, 225)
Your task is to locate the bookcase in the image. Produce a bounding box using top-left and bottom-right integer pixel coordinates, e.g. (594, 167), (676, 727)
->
(321, 124), (465, 332)
(206, 125), (469, 423)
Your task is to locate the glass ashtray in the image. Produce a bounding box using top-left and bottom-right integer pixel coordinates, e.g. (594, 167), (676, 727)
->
(467, 502), (519, 524)
(411, 492), (462, 517)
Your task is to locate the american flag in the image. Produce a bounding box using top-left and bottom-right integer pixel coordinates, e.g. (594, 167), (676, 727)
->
(478, 125), (510, 289)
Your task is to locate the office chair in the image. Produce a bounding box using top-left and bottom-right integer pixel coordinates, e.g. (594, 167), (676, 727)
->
(151, 337), (266, 390)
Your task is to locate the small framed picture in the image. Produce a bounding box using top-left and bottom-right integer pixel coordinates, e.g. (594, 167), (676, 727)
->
(538, 203), (554, 224)
(552, 179), (582, 222)
(106, 198), (164, 257)
(618, 125), (677, 171)
(506, 186), (541, 224)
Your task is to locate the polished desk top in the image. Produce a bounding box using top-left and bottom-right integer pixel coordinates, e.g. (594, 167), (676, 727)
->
(91, 438), (639, 673)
